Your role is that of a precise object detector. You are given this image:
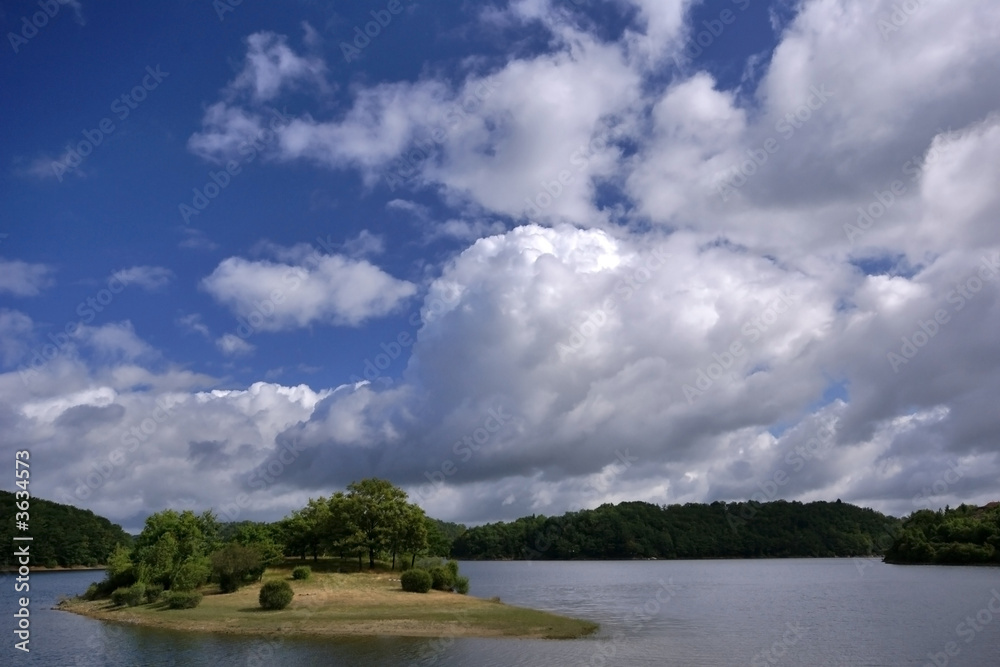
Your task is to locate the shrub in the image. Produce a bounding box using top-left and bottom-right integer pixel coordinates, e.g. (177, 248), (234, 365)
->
(144, 583), (164, 603)
(400, 568), (433, 593)
(171, 558), (211, 592)
(445, 560), (459, 579)
(211, 543), (263, 593)
(291, 566), (311, 580)
(259, 580), (294, 610)
(414, 556), (444, 571)
(165, 591), (203, 609)
(454, 575), (470, 595)
(110, 583), (146, 607)
(429, 566), (454, 591)
(82, 583), (100, 601)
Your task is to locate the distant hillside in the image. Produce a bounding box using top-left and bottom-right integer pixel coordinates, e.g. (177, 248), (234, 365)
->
(452, 500), (900, 560)
(0, 490), (131, 569)
(884, 502), (1000, 565)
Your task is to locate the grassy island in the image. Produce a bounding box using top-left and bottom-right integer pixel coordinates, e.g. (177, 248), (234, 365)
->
(59, 559), (598, 639)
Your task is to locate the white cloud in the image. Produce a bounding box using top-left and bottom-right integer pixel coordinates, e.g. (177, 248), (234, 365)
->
(201, 245), (417, 330)
(342, 230), (385, 258)
(177, 314), (211, 338)
(0, 258), (54, 296)
(113, 266), (174, 291)
(231, 31), (328, 102)
(217, 333), (255, 357)
(19, 0), (1000, 526)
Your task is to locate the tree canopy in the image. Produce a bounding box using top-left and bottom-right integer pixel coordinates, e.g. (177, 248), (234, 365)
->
(0, 490), (130, 568)
(884, 503), (1000, 564)
(451, 500), (901, 560)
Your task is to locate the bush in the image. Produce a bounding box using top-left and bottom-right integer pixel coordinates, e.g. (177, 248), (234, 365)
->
(110, 583), (146, 607)
(400, 568), (433, 593)
(259, 580), (294, 610)
(171, 558), (211, 592)
(445, 560), (459, 579)
(414, 557), (444, 571)
(291, 566), (311, 580)
(144, 583), (164, 603)
(82, 583), (100, 601)
(454, 575), (470, 595)
(211, 543), (263, 593)
(429, 566), (454, 591)
(165, 591), (203, 609)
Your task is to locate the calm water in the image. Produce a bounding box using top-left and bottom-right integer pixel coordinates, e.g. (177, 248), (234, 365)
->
(3, 560), (999, 666)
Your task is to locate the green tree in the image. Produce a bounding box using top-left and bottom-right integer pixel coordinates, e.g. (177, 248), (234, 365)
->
(345, 478), (411, 569)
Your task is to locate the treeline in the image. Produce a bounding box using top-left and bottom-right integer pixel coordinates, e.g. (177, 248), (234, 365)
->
(91, 478), (464, 601)
(0, 490), (131, 568)
(276, 478), (461, 569)
(884, 503), (1000, 565)
(452, 500), (900, 560)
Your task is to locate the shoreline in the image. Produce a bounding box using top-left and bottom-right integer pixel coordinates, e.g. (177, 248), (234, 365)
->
(57, 569), (598, 640)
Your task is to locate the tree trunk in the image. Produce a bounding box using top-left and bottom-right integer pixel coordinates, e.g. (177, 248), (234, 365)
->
(411, 552), (416, 568)
(369, 548), (376, 569)
(391, 550), (396, 570)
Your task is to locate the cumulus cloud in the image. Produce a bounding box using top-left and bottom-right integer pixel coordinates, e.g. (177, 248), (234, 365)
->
(0, 258), (54, 296)
(7, 0), (999, 528)
(201, 245), (417, 330)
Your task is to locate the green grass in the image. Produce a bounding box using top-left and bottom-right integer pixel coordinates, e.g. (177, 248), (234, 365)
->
(59, 558), (598, 640)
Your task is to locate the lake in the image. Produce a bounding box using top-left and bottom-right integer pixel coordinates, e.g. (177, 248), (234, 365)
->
(4, 559), (999, 666)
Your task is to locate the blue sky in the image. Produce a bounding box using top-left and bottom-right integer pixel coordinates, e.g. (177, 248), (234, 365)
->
(2, 0), (1000, 531)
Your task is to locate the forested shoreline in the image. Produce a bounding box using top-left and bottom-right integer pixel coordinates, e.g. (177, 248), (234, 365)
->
(452, 500), (901, 560)
(884, 502), (1000, 565)
(0, 490), (131, 569)
(6, 484), (998, 570)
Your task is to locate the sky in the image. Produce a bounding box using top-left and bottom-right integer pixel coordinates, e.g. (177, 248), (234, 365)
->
(2, 0), (999, 533)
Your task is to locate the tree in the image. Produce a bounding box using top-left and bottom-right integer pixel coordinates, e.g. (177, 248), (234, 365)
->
(210, 543), (264, 593)
(345, 478), (411, 569)
(229, 522), (283, 578)
(401, 507), (430, 568)
(130, 509), (215, 589)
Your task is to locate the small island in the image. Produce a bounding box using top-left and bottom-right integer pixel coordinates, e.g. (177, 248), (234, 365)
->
(56, 478), (598, 639)
(59, 559), (597, 639)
